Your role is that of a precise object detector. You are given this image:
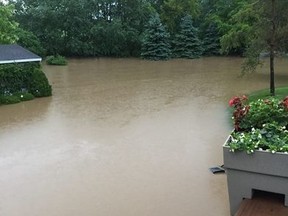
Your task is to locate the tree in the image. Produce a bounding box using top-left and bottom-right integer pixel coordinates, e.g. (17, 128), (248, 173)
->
(0, 4), (19, 44)
(161, 0), (200, 33)
(141, 14), (171, 60)
(241, 0), (288, 96)
(172, 15), (203, 58)
(148, 0), (164, 13)
(16, 28), (46, 56)
(206, 0), (254, 55)
(11, 0), (153, 57)
(201, 23), (221, 56)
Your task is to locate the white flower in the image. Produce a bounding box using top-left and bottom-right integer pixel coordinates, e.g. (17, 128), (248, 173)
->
(272, 150), (276, 154)
(263, 124), (266, 127)
(20, 95), (23, 98)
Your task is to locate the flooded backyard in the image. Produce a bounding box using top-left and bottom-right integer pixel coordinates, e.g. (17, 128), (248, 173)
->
(1, 57), (288, 216)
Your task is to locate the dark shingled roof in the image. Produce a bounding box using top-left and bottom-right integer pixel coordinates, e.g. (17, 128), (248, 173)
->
(0, 44), (42, 64)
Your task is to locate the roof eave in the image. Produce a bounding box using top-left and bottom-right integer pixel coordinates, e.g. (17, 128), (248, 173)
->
(0, 58), (42, 64)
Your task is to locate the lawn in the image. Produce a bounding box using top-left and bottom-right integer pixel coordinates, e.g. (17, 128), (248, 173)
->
(249, 87), (288, 101)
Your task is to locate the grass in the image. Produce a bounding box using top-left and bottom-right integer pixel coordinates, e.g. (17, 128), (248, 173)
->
(249, 87), (288, 102)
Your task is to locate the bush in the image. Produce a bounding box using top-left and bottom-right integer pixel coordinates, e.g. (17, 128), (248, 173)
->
(46, 55), (67, 65)
(0, 95), (21, 104)
(0, 63), (52, 104)
(14, 92), (35, 101)
(26, 67), (52, 97)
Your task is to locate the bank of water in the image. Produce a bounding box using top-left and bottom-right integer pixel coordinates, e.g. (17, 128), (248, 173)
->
(1, 57), (288, 216)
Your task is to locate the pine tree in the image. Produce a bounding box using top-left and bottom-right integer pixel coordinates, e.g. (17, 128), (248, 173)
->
(141, 14), (171, 60)
(172, 15), (203, 59)
(202, 23), (221, 56)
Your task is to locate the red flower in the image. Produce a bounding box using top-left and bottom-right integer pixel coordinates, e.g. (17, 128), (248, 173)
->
(229, 98), (235, 107)
(283, 96), (288, 109)
(229, 95), (249, 131)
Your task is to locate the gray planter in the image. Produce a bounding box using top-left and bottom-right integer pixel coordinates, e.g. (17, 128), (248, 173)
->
(223, 135), (288, 215)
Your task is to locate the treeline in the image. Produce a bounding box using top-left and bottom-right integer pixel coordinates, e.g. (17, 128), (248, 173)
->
(1, 0), (288, 60)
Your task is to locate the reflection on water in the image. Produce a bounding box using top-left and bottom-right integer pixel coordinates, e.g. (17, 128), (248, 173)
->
(0, 57), (288, 216)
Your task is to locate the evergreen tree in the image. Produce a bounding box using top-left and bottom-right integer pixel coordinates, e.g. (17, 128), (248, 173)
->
(202, 23), (220, 56)
(172, 15), (203, 59)
(141, 14), (171, 60)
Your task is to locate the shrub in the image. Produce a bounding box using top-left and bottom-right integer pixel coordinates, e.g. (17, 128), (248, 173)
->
(0, 95), (21, 104)
(0, 63), (52, 104)
(14, 92), (35, 101)
(26, 67), (52, 97)
(46, 55), (67, 65)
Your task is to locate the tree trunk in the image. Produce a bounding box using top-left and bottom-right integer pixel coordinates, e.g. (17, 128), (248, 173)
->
(270, 0), (276, 96)
(270, 49), (275, 96)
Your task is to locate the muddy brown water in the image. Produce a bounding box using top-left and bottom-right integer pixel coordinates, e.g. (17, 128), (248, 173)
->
(1, 57), (288, 216)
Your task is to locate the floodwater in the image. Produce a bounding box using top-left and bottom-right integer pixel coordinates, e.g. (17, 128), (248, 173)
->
(1, 57), (288, 216)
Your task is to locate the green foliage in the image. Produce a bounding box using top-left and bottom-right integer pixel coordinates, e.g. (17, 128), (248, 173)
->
(0, 95), (21, 105)
(0, 4), (19, 44)
(160, 0), (200, 33)
(0, 63), (52, 98)
(27, 67), (52, 97)
(46, 55), (68, 66)
(227, 96), (288, 154)
(240, 98), (288, 130)
(8, 0), (288, 60)
(16, 28), (46, 57)
(237, 1), (288, 95)
(213, 0), (257, 55)
(172, 15), (203, 58)
(0, 92), (35, 105)
(14, 92), (35, 101)
(141, 14), (171, 60)
(90, 21), (141, 57)
(11, 0), (153, 57)
(229, 122), (288, 154)
(201, 23), (221, 56)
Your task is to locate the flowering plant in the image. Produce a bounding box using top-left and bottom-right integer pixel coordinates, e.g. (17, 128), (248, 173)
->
(227, 96), (288, 154)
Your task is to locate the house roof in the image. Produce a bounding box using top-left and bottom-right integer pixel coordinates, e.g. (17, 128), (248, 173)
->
(0, 44), (42, 64)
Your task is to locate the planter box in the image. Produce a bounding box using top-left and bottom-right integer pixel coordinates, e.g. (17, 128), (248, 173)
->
(223, 135), (288, 215)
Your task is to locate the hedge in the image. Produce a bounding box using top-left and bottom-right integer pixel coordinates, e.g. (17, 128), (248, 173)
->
(0, 62), (52, 104)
